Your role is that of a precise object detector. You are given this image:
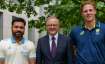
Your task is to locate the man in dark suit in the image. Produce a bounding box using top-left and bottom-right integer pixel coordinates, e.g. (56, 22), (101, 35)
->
(36, 16), (72, 64)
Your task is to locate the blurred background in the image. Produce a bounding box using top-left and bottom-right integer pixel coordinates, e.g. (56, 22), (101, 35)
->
(0, 0), (105, 48)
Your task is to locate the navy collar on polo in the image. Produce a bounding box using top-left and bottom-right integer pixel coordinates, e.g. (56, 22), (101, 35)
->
(81, 21), (100, 30)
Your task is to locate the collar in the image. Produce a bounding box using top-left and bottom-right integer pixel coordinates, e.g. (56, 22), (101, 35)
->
(49, 33), (58, 41)
(81, 21), (100, 30)
(11, 36), (25, 44)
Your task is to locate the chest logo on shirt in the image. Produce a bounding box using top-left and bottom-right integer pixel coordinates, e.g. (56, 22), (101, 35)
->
(96, 28), (100, 35)
(80, 31), (85, 36)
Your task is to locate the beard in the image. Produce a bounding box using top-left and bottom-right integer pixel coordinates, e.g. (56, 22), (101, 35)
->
(12, 31), (24, 38)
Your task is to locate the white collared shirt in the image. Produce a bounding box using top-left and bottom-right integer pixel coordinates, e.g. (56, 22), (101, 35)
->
(49, 33), (58, 51)
(0, 38), (36, 64)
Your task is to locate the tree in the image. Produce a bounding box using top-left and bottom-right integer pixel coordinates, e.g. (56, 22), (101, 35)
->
(0, 0), (105, 35)
(34, 0), (105, 35)
(0, 0), (37, 17)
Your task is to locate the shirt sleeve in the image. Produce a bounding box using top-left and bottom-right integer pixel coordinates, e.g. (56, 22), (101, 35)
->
(69, 30), (77, 45)
(0, 40), (5, 60)
(28, 41), (36, 58)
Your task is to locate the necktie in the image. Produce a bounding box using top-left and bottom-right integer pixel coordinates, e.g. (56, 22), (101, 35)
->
(51, 36), (57, 57)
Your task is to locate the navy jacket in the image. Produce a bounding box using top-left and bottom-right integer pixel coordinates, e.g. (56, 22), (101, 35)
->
(36, 34), (72, 64)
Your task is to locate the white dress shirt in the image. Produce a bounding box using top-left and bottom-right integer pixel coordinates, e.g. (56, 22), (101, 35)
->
(49, 33), (58, 51)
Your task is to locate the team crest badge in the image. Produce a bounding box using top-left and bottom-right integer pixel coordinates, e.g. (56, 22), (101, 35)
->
(80, 31), (84, 36)
(96, 28), (100, 35)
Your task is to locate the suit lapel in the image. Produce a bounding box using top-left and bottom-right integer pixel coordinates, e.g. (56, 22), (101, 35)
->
(55, 34), (62, 58)
(45, 35), (52, 58)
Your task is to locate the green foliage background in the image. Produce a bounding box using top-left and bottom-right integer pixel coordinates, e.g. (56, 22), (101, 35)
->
(0, 0), (105, 35)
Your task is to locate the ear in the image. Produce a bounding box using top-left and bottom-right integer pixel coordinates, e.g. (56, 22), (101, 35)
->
(94, 10), (96, 15)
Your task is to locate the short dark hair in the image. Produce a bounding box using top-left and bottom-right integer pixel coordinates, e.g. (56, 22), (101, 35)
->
(12, 18), (26, 26)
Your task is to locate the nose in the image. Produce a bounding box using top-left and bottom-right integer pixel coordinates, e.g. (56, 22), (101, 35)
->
(51, 25), (54, 28)
(87, 10), (90, 14)
(17, 27), (21, 31)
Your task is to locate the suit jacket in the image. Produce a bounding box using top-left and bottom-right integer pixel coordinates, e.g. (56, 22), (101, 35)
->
(36, 34), (72, 64)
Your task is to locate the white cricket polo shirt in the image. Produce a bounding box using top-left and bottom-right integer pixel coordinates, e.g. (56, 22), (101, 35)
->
(0, 37), (36, 64)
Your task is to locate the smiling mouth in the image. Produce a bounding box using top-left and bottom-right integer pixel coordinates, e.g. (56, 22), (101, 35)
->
(87, 16), (92, 18)
(15, 32), (22, 35)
